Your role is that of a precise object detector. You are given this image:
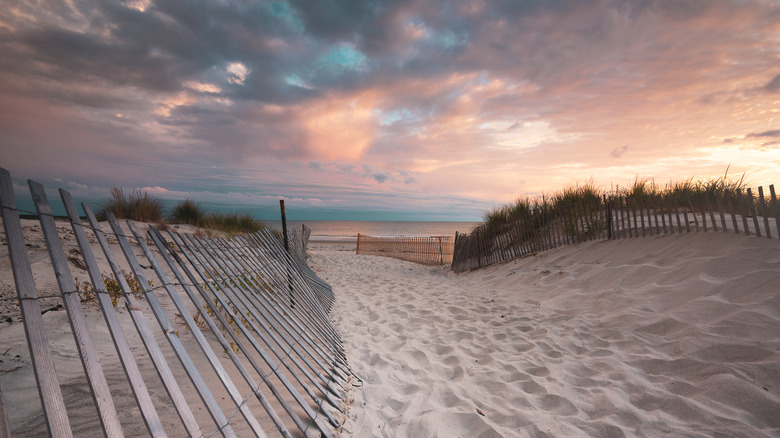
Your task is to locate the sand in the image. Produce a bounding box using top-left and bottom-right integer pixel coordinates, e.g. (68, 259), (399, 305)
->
(1, 226), (779, 437)
(309, 234), (780, 437)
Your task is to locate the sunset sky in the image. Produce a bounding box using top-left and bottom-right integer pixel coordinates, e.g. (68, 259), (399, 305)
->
(2, 0), (779, 221)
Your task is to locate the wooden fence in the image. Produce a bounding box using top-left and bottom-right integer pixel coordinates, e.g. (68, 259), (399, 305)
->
(452, 184), (780, 272)
(356, 234), (454, 266)
(0, 167), (349, 437)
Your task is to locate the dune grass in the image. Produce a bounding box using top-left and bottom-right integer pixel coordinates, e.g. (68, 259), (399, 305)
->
(170, 198), (202, 225)
(169, 198), (264, 235)
(99, 189), (264, 235)
(198, 212), (264, 235)
(98, 187), (165, 223)
(480, 172), (752, 233)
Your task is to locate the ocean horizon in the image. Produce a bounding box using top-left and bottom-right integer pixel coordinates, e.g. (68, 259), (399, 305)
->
(13, 193), (483, 223)
(266, 220), (481, 242)
(12, 193), (480, 242)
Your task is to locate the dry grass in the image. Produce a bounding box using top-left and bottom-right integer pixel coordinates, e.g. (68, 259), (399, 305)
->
(98, 188), (164, 222)
(482, 172), (752, 232)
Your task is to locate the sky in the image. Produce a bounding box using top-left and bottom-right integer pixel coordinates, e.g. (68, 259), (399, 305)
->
(1, 0), (779, 221)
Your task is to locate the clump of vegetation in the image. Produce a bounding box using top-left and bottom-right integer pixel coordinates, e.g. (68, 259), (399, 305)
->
(98, 188), (164, 223)
(75, 270), (152, 307)
(200, 212), (264, 235)
(480, 171), (752, 234)
(168, 198), (263, 235)
(170, 198), (202, 225)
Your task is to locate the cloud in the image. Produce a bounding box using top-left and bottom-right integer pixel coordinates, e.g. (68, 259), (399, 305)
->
(610, 145), (629, 158)
(2, 0), (780, 219)
(746, 129), (780, 138)
(766, 74), (780, 93)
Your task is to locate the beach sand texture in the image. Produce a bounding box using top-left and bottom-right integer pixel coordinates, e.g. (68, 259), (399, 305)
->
(310, 233), (780, 437)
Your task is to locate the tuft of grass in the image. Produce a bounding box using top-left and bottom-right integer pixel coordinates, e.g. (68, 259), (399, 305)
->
(200, 212), (264, 235)
(479, 170), (752, 236)
(170, 198), (203, 225)
(98, 187), (164, 222)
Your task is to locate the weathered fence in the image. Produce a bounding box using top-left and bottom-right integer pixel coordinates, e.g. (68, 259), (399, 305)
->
(0, 167), (350, 437)
(356, 234), (454, 266)
(452, 185), (780, 272)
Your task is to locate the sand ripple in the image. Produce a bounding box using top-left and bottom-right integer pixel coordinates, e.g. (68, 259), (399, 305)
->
(311, 234), (780, 437)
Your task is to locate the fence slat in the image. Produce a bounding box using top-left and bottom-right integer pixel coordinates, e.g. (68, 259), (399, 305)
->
(81, 204), (203, 437)
(770, 185), (780, 238)
(59, 190), (166, 438)
(106, 214), (238, 438)
(0, 169), (73, 438)
(1, 175), (351, 437)
(28, 180), (123, 438)
(747, 188), (762, 238)
(758, 186), (771, 239)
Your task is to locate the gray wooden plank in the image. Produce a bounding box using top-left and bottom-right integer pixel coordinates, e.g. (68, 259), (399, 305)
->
(213, 237), (347, 386)
(59, 189), (167, 437)
(106, 214), (236, 438)
(194, 236), (345, 404)
(0, 169), (72, 438)
(0, 381), (10, 438)
(81, 204), (202, 437)
(747, 188), (762, 237)
(137, 225), (268, 438)
(27, 179), (123, 438)
(233, 235), (338, 347)
(160, 230), (295, 438)
(234, 235), (349, 377)
(175, 233), (338, 433)
(758, 186), (772, 238)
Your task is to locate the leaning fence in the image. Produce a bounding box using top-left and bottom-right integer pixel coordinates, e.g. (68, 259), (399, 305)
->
(356, 234), (454, 266)
(452, 184), (780, 272)
(0, 167), (350, 437)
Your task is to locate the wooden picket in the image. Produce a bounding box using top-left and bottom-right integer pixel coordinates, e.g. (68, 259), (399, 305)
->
(0, 167), (350, 437)
(356, 234), (454, 266)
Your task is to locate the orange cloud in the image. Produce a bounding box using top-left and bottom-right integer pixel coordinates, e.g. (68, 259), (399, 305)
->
(299, 91), (381, 161)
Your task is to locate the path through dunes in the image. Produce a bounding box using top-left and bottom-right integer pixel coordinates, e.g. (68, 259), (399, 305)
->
(310, 234), (780, 438)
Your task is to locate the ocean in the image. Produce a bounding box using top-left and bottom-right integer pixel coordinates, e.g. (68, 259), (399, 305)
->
(265, 220), (480, 242)
(11, 193), (480, 242)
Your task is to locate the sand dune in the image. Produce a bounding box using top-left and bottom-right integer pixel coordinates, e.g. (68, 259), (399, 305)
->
(310, 233), (780, 437)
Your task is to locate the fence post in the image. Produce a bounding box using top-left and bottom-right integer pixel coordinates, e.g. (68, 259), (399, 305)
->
(770, 185), (780, 238)
(747, 188), (761, 237)
(758, 186), (771, 239)
(279, 199), (295, 307)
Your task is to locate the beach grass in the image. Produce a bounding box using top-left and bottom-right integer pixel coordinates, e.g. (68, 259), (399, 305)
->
(481, 172), (752, 232)
(98, 187), (165, 222)
(170, 198), (264, 235)
(99, 189), (264, 235)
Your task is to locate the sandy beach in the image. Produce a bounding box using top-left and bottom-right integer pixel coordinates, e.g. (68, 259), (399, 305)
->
(1, 224), (779, 437)
(310, 234), (780, 437)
